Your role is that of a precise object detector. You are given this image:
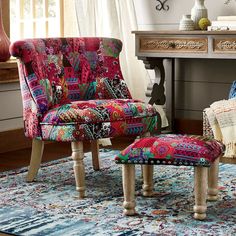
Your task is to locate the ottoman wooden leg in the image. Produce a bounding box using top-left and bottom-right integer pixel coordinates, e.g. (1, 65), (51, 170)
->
(142, 165), (154, 197)
(208, 157), (220, 201)
(193, 166), (208, 220)
(122, 165), (136, 216)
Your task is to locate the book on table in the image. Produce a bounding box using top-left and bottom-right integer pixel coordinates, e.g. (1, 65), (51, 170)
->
(208, 25), (236, 31)
(208, 18), (236, 31)
(212, 21), (236, 27)
(217, 16), (236, 21)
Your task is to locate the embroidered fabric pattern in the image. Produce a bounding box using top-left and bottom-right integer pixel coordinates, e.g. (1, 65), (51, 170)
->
(10, 37), (160, 141)
(115, 134), (224, 166)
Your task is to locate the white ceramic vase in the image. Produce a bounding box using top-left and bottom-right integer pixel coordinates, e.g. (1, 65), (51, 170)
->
(179, 14), (195, 31)
(191, 0), (208, 30)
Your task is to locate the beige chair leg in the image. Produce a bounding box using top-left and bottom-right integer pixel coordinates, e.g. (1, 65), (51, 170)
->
(26, 139), (44, 182)
(142, 165), (154, 197)
(71, 141), (85, 198)
(208, 157), (220, 201)
(122, 165), (136, 216)
(91, 140), (100, 171)
(193, 166), (208, 220)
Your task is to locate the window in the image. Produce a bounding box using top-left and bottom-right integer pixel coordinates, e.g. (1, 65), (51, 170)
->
(10, 0), (64, 42)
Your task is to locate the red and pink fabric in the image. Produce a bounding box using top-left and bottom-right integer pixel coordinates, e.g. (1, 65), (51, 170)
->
(10, 38), (160, 141)
(115, 134), (224, 167)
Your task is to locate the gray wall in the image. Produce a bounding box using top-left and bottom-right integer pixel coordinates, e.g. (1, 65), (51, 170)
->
(134, 0), (236, 120)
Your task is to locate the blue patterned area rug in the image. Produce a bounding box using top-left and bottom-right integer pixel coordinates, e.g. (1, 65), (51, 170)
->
(0, 149), (235, 236)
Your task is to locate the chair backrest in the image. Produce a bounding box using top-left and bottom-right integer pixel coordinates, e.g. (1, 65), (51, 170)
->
(10, 37), (132, 115)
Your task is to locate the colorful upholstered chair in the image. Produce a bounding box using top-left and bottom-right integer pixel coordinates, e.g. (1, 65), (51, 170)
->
(10, 37), (160, 198)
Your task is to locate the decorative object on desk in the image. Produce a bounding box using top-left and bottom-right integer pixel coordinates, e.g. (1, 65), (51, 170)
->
(209, 15), (236, 30)
(179, 14), (195, 31)
(198, 17), (211, 30)
(207, 26), (229, 31)
(191, 0), (208, 30)
(217, 15), (236, 21)
(155, 0), (169, 11)
(0, 0), (10, 62)
(211, 19), (236, 30)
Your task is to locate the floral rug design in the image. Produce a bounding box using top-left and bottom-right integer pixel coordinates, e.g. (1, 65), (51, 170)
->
(0, 149), (235, 236)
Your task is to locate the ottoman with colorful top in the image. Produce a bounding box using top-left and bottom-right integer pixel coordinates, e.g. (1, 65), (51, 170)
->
(115, 134), (224, 220)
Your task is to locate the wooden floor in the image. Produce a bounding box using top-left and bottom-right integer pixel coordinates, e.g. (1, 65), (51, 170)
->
(0, 118), (204, 173)
(0, 137), (134, 172)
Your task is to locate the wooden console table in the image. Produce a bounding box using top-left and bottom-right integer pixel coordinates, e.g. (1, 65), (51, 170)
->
(133, 30), (236, 131)
(0, 60), (18, 84)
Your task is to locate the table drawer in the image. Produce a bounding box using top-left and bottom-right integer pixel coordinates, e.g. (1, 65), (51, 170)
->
(214, 38), (236, 53)
(139, 37), (208, 53)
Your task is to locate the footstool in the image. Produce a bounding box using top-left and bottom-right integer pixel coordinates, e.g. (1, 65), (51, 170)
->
(115, 134), (224, 220)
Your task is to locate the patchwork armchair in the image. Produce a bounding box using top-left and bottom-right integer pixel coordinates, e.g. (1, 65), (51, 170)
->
(10, 37), (160, 198)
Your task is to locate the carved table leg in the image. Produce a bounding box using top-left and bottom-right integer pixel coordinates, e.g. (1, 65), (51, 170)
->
(140, 57), (175, 132)
(165, 58), (175, 132)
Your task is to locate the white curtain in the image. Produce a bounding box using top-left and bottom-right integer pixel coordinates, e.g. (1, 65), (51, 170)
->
(74, 0), (148, 100)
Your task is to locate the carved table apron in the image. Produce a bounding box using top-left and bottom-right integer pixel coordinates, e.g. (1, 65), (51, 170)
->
(133, 30), (236, 131)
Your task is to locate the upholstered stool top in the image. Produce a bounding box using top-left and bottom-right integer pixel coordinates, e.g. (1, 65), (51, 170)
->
(115, 134), (224, 167)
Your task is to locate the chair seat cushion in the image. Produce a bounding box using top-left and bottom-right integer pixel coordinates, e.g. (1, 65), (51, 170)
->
(115, 134), (224, 167)
(40, 99), (159, 141)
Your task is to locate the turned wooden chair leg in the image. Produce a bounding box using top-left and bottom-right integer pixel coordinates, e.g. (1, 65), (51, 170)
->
(142, 165), (154, 197)
(193, 166), (208, 220)
(122, 165), (136, 216)
(26, 139), (44, 182)
(91, 140), (100, 171)
(71, 141), (85, 198)
(208, 157), (220, 201)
